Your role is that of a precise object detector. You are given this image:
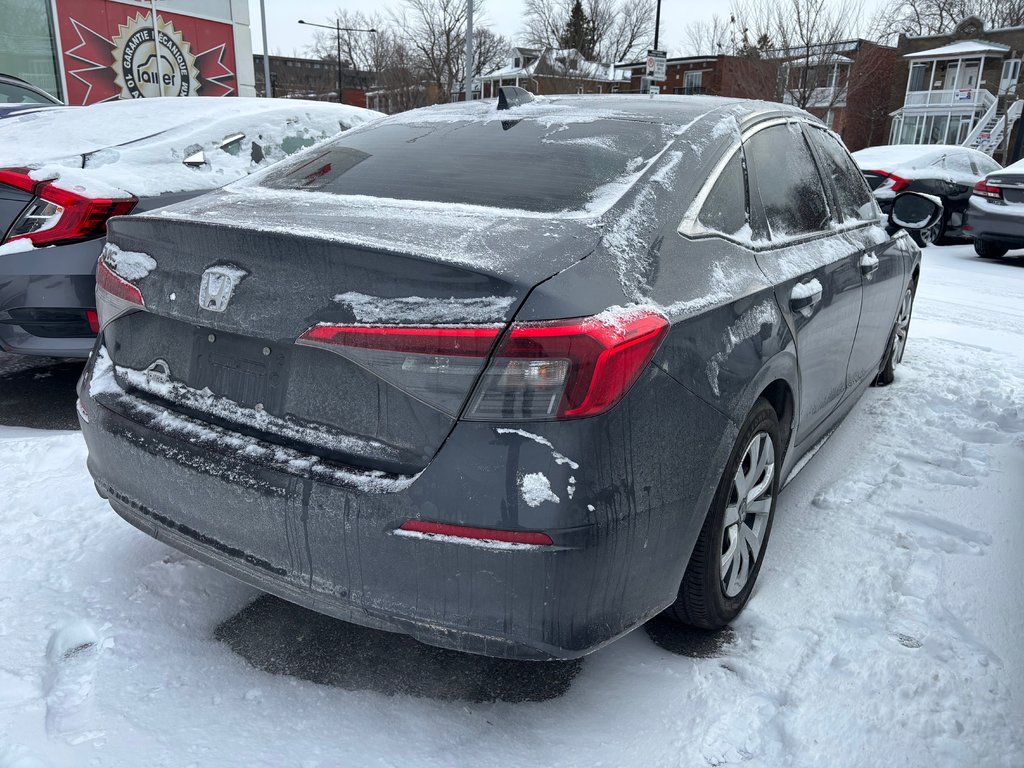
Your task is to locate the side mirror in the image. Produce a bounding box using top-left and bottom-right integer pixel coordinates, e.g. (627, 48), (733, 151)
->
(888, 191), (942, 233)
(183, 144), (206, 167)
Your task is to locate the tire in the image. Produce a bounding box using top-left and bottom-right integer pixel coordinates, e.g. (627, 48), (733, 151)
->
(665, 398), (781, 629)
(910, 212), (944, 248)
(874, 281), (915, 387)
(974, 239), (1008, 259)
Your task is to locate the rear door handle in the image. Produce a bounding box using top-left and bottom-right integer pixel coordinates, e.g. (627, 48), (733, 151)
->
(790, 278), (823, 312)
(860, 253), (880, 276)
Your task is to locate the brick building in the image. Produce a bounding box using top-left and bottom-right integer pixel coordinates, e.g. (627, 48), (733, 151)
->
(886, 17), (1024, 160)
(253, 54), (371, 107)
(480, 47), (628, 98)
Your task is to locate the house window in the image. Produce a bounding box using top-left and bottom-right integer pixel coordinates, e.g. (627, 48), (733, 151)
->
(576, 85), (584, 94)
(908, 63), (928, 92)
(684, 71), (702, 95)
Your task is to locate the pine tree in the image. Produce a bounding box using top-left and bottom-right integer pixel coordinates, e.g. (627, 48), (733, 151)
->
(558, 0), (597, 60)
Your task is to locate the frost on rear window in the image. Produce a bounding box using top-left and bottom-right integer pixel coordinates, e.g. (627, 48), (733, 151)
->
(255, 119), (673, 213)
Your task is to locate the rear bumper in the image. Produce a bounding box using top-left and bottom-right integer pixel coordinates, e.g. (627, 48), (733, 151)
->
(0, 239), (101, 357)
(78, 349), (732, 660)
(965, 197), (1024, 247)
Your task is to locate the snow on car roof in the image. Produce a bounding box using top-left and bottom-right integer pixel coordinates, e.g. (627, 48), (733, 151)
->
(0, 97), (371, 162)
(852, 144), (994, 171)
(0, 97), (381, 198)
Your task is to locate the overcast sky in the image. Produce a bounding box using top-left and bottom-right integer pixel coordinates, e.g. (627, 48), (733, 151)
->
(247, 0), (774, 60)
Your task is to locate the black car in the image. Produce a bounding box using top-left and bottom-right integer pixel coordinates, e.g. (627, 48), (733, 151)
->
(77, 92), (938, 660)
(965, 157), (1024, 258)
(853, 144), (1000, 246)
(0, 73), (62, 119)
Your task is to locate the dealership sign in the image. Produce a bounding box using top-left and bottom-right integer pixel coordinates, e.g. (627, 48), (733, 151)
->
(56, 0), (237, 104)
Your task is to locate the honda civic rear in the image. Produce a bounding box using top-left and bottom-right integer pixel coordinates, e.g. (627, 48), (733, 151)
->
(78, 96), (748, 659)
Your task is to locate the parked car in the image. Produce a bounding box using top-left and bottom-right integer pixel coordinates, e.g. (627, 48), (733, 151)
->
(965, 157), (1024, 258)
(0, 73), (63, 119)
(0, 97), (380, 358)
(77, 92), (939, 660)
(852, 144), (1000, 246)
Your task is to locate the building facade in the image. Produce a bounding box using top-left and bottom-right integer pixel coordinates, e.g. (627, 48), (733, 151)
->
(887, 17), (1024, 158)
(480, 47), (628, 98)
(252, 55), (371, 107)
(615, 54), (775, 100)
(0, 0), (256, 103)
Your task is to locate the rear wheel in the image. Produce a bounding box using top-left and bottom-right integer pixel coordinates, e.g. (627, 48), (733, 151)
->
(666, 398), (780, 629)
(974, 239), (1008, 259)
(874, 282), (915, 386)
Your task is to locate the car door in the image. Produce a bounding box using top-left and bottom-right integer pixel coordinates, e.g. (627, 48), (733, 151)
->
(743, 120), (864, 440)
(803, 125), (906, 387)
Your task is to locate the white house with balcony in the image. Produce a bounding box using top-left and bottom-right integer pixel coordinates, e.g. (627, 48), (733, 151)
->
(888, 18), (1023, 157)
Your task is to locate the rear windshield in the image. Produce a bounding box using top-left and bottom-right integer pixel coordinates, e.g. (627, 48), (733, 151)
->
(256, 118), (671, 213)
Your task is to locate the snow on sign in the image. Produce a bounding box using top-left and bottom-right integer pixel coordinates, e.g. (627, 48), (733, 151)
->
(55, 0), (237, 105)
(646, 49), (667, 81)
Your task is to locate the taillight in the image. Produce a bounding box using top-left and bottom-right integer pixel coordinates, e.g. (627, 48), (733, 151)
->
(95, 257), (145, 330)
(467, 312), (669, 420)
(0, 168), (136, 246)
(296, 310), (669, 421)
(973, 179), (1003, 201)
(868, 170), (911, 193)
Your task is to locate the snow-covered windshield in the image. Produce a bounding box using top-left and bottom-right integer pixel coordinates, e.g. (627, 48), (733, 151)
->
(255, 118), (673, 213)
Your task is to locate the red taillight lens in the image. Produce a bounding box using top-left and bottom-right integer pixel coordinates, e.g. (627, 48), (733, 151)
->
(95, 257), (145, 330)
(0, 168), (136, 247)
(398, 520), (553, 546)
(973, 179), (1003, 200)
(86, 309), (99, 334)
(297, 310), (669, 421)
(868, 170), (910, 193)
(297, 325), (502, 417)
(468, 312), (669, 420)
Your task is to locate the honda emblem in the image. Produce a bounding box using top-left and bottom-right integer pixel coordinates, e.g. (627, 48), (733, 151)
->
(198, 265), (245, 313)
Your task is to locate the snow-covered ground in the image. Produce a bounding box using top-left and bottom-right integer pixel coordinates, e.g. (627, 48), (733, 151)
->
(1, 244), (1022, 767)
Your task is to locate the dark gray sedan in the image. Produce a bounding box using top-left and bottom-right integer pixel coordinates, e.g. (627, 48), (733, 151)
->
(77, 92), (937, 659)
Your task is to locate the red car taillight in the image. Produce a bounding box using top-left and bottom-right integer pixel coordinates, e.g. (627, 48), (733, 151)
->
(297, 310), (669, 421)
(973, 179), (1003, 200)
(868, 169), (911, 192)
(0, 168), (136, 247)
(95, 257), (145, 330)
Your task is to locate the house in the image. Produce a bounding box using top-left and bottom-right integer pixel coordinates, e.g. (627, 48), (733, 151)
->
(614, 43), (892, 152)
(480, 47), (628, 97)
(614, 55), (775, 100)
(775, 40), (896, 150)
(886, 16), (1024, 159)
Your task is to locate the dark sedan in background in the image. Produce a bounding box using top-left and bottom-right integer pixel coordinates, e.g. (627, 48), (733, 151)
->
(853, 144), (1000, 246)
(0, 73), (62, 119)
(78, 92), (938, 660)
(965, 157), (1024, 257)
(0, 97), (379, 358)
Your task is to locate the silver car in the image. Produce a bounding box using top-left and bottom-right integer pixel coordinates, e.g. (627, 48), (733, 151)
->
(966, 157), (1024, 258)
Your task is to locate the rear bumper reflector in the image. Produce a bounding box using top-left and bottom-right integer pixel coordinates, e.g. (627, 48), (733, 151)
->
(399, 519), (553, 546)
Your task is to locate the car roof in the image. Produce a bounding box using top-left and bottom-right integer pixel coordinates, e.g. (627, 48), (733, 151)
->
(382, 93), (814, 132)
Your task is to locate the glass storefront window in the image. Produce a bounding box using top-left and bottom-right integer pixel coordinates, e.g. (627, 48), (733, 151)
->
(0, 0), (62, 100)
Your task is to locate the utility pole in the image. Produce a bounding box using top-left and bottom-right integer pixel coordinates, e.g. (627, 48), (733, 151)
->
(464, 0), (474, 103)
(298, 19), (377, 105)
(653, 0), (662, 51)
(150, 0), (163, 96)
(260, 0), (271, 97)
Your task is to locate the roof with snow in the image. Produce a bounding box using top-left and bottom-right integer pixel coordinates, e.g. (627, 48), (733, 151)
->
(904, 40), (1010, 59)
(482, 47), (628, 83)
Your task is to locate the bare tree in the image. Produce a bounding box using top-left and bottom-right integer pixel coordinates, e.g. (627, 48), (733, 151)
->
(681, 13), (740, 56)
(870, 0), (1024, 41)
(521, 0), (655, 63)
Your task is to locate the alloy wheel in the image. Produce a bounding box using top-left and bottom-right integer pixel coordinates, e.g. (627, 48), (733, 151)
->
(720, 431), (775, 598)
(893, 288), (913, 365)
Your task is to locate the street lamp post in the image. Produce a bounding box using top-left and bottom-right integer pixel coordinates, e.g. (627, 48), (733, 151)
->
(298, 19), (376, 105)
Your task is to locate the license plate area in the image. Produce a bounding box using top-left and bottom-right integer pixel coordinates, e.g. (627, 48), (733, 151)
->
(1002, 188), (1024, 204)
(192, 329), (290, 413)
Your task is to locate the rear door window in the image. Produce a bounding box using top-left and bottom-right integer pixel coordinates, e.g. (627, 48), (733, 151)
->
(695, 150), (747, 236)
(804, 127), (879, 222)
(744, 123), (832, 240)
